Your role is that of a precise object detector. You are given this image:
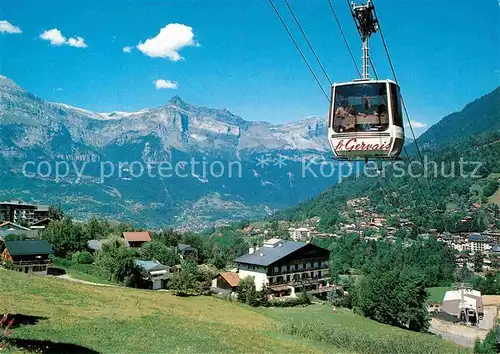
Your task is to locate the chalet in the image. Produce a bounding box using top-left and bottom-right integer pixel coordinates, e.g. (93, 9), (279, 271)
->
(470, 203), (481, 210)
(0, 201), (49, 224)
(0, 222), (31, 240)
(235, 238), (331, 298)
(454, 254), (468, 268)
(468, 233), (489, 253)
(0, 240), (53, 274)
(177, 244), (198, 259)
(211, 272), (240, 292)
(288, 227), (311, 241)
(122, 231), (151, 248)
(0, 201), (36, 224)
(483, 259), (492, 271)
(34, 205), (50, 221)
(134, 260), (170, 290)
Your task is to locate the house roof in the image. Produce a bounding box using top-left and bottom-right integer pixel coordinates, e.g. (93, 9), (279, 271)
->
(134, 259), (167, 272)
(235, 240), (309, 267)
(178, 243), (197, 251)
(31, 218), (52, 227)
(123, 232), (151, 242)
(4, 240), (53, 256)
(491, 245), (500, 252)
(0, 222), (30, 231)
(217, 272), (240, 287)
(468, 233), (485, 242)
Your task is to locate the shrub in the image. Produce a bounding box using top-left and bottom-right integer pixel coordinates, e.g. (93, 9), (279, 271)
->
(72, 251), (94, 264)
(269, 294), (311, 308)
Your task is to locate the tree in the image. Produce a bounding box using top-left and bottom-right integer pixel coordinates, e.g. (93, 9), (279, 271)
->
(237, 276), (259, 306)
(169, 259), (198, 296)
(85, 218), (111, 240)
(4, 233), (27, 241)
(41, 217), (91, 257)
(259, 285), (271, 307)
(95, 237), (127, 277)
(354, 266), (429, 332)
(474, 252), (484, 273)
(474, 329), (498, 354)
(113, 248), (143, 287)
(48, 206), (64, 221)
(72, 251), (94, 264)
(139, 241), (179, 266)
(297, 288), (311, 305)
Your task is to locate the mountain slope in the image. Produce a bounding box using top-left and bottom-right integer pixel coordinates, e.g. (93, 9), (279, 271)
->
(412, 87), (500, 150)
(0, 75), (334, 229)
(274, 87), (500, 227)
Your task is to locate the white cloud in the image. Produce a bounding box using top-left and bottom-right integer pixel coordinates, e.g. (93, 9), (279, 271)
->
(154, 79), (178, 90)
(0, 20), (22, 34)
(40, 28), (87, 48)
(67, 36), (87, 48)
(122, 46), (133, 53)
(405, 120), (427, 129)
(40, 29), (66, 45)
(137, 23), (198, 61)
(54, 87), (63, 91)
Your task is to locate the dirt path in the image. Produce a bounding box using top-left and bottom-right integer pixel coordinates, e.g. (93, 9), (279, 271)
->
(53, 274), (117, 287)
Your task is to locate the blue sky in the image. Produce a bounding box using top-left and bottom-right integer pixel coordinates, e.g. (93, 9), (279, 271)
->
(1, 0), (498, 131)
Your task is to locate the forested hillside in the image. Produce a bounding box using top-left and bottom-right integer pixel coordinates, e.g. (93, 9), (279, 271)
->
(274, 131), (500, 232)
(411, 87), (500, 150)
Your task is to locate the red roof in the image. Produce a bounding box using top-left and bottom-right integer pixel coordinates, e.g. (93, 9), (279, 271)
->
(122, 231), (151, 242)
(219, 272), (240, 287)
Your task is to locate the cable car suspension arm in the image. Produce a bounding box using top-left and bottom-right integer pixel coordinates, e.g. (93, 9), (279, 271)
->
(350, 0), (378, 79)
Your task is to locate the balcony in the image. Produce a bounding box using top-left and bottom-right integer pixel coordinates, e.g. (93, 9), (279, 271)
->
(268, 275), (328, 287)
(7, 259), (52, 267)
(267, 266), (329, 277)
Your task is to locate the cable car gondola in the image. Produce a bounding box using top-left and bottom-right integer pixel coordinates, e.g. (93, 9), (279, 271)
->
(328, 79), (404, 159)
(327, 0), (405, 160)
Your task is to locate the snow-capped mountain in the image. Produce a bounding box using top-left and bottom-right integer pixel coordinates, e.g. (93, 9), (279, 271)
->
(0, 75), (335, 229)
(0, 75), (328, 156)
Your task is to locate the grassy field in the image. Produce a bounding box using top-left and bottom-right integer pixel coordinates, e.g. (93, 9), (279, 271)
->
(0, 269), (469, 354)
(427, 286), (452, 303)
(60, 267), (116, 285)
(256, 306), (469, 354)
(488, 188), (500, 204)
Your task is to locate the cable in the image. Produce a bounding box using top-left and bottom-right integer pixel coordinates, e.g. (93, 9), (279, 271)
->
(283, 0), (333, 86)
(372, 2), (447, 231)
(327, 0), (361, 78)
(342, 0), (433, 222)
(268, 0), (330, 102)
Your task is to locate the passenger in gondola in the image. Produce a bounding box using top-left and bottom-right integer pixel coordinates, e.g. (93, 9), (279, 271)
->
(334, 100), (349, 132)
(376, 103), (388, 130)
(359, 97), (372, 131)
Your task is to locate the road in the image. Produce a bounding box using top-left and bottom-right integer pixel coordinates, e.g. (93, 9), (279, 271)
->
(429, 307), (496, 349)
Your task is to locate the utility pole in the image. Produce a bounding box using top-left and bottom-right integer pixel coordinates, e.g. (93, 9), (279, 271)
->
(351, 0), (379, 80)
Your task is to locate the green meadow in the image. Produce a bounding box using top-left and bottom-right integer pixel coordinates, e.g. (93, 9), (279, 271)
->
(0, 269), (468, 353)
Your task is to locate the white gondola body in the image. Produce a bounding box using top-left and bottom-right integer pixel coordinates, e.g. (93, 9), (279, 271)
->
(328, 79), (404, 159)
